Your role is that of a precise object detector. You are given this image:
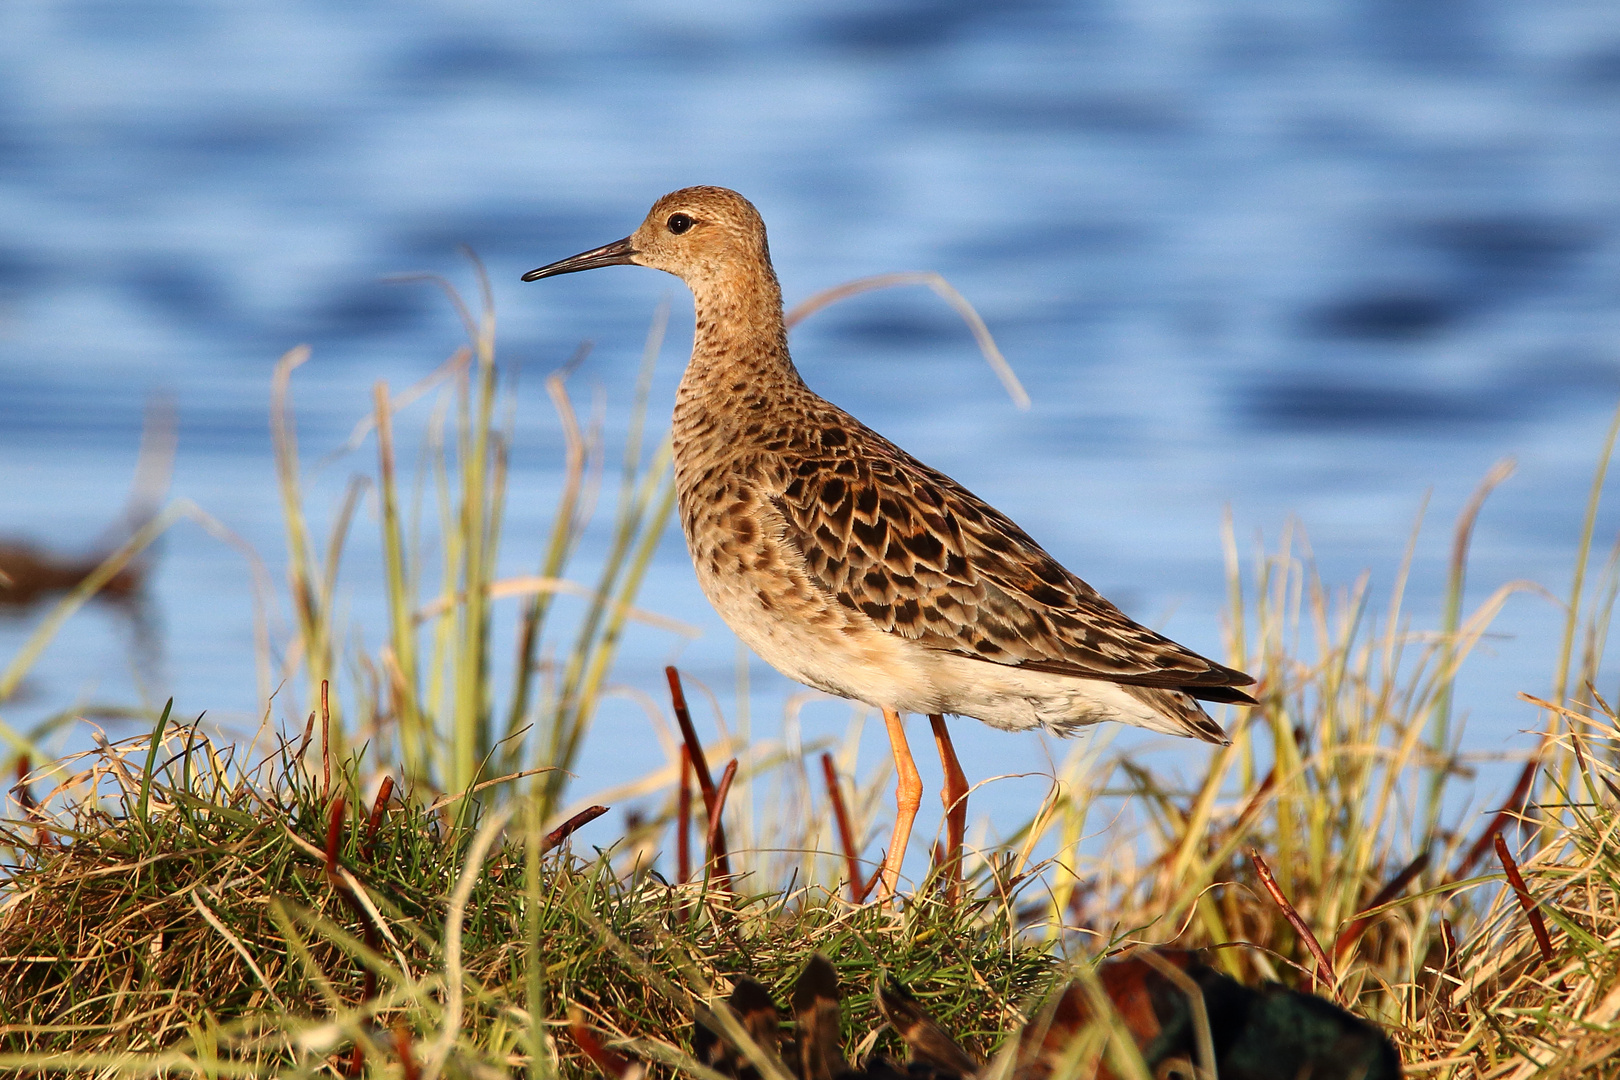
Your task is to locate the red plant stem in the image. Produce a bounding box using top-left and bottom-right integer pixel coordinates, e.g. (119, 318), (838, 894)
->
(13, 756), (58, 849)
(1333, 851), (1431, 961)
(1450, 748), (1543, 884)
(360, 924), (379, 1003)
(1250, 849), (1336, 993)
(1157, 766), (1278, 883)
(1440, 917), (1462, 985)
(363, 776), (395, 853)
(666, 667), (715, 794)
(706, 759), (739, 890)
(294, 709), (317, 761)
(820, 753), (863, 902)
(320, 679), (332, 803)
(677, 746), (692, 884)
(570, 1014), (633, 1078)
(544, 805), (610, 852)
(665, 666), (730, 880)
(859, 865), (885, 904)
(1494, 834), (1556, 969)
(324, 796), (347, 878)
(321, 792), (382, 1020)
(395, 1025), (421, 1080)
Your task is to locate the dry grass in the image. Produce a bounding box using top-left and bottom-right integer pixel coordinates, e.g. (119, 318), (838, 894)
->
(1, 280), (1618, 1077)
(2, 647), (1617, 1077)
(0, 724), (1056, 1077)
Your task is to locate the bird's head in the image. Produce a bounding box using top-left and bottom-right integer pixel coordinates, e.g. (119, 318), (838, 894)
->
(522, 186), (773, 291)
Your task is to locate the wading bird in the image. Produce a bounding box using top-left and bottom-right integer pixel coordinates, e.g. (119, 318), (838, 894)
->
(523, 187), (1255, 901)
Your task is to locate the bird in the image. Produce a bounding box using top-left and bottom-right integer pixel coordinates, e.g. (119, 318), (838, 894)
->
(523, 187), (1256, 902)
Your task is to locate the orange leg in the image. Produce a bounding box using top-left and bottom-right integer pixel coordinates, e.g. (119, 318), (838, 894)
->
(929, 714), (968, 902)
(878, 707), (923, 903)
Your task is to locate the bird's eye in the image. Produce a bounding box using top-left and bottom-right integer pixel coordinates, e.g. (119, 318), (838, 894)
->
(667, 213), (695, 234)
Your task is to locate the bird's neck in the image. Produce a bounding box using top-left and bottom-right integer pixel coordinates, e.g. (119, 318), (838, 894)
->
(676, 264), (810, 418)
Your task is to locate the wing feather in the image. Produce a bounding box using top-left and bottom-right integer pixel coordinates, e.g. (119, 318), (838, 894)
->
(769, 426), (1255, 696)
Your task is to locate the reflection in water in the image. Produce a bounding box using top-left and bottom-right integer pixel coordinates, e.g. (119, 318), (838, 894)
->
(0, 541), (146, 610)
(0, 399), (175, 700)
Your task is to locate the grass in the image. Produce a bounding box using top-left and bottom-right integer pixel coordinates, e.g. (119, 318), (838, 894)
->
(2, 273), (1619, 1077)
(2, 669), (1617, 1077)
(267, 267), (677, 818)
(0, 722), (1055, 1077)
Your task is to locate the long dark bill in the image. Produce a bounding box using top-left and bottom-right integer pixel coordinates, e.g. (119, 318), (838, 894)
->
(521, 236), (638, 281)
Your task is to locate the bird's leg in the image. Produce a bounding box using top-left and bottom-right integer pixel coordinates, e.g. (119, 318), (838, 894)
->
(878, 707), (923, 903)
(928, 714), (968, 902)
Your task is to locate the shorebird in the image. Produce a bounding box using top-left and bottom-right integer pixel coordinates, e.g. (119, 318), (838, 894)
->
(523, 187), (1256, 901)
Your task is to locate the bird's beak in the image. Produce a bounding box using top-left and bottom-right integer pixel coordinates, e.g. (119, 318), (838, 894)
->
(521, 236), (638, 281)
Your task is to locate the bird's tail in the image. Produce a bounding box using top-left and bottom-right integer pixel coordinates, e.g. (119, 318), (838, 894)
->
(1119, 685), (1232, 746)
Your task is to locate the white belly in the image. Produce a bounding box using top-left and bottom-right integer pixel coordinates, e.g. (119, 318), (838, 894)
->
(676, 472), (1197, 739)
(692, 548), (1189, 737)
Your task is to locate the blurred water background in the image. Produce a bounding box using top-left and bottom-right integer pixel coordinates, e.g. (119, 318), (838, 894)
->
(4, 0), (1620, 844)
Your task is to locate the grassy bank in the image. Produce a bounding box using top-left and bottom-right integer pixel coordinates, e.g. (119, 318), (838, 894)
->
(2, 664), (1617, 1077)
(2, 279), (1619, 1077)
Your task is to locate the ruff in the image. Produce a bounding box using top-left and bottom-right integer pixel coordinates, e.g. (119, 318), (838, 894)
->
(524, 186), (1256, 900)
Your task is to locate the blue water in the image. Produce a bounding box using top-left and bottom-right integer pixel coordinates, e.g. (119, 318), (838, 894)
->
(4, 1), (1620, 860)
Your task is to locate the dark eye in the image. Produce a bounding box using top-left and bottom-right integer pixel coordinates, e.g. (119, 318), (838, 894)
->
(666, 213), (694, 234)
